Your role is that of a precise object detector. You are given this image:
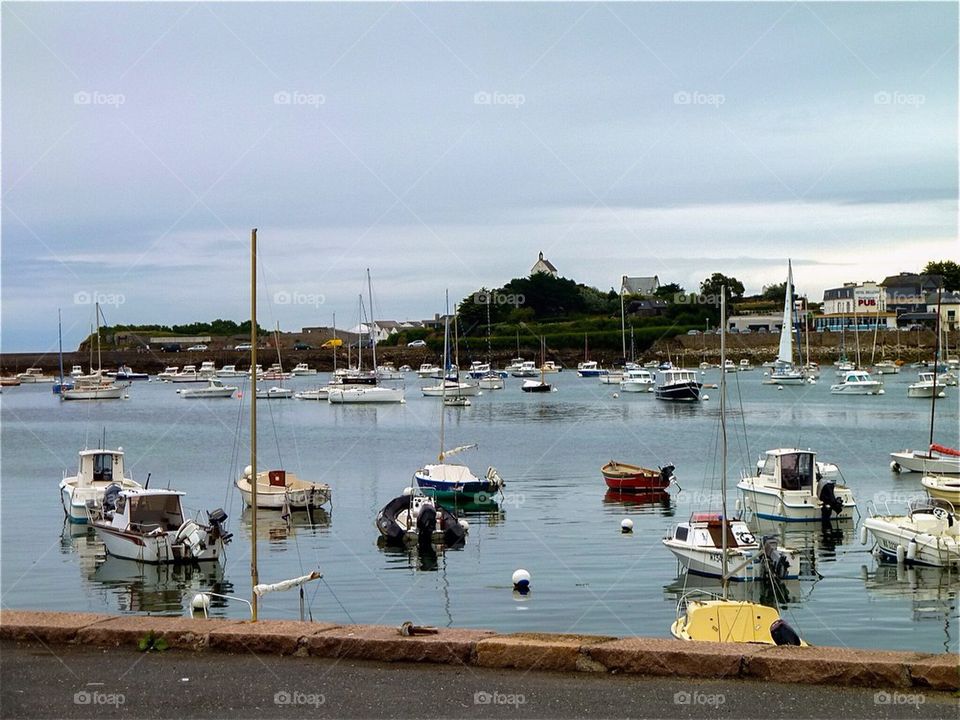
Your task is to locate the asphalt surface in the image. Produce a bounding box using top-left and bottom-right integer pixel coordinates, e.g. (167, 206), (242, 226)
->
(1, 640), (955, 719)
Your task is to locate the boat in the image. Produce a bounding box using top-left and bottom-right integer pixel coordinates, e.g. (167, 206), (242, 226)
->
(294, 387), (330, 401)
(70, 365), (84, 378)
(510, 360), (538, 378)
(478, 371), (505, 390)
(60, 448), (142, 524)
(907, 372), (946, 399)
(256, 386), (294, 399)
(328, 385), (404, 403)
(168, 365), (203, 383)
(760, 261), (810, 386)
(504, 357), (525, 374)
(541, 361), (562, 373)
(443, 395), (471, 407)
(291, 362), (317, 376)
(601, 461), (674, 492)
(178, 379), (237, 398)
(723, 360), (737, 373)
(598, 370), (623, 385)
(398, 365), (412, 373)
(157, 366), (180, 380)
(619, 368), (655, 392)
(874, 360), (900, 375)
(577, 360), (607, 377)
(236, 467), (331, 512)
(467, 361), (490, 379)
(830, 370), (883, 395)
(114, 365), (149, 381)
(52, 310), (73, 394)
(738, 360), (754, 372)
(863, 497), (960, 567)
(376, 363), (403, 380)
(669, 289), (806, 645)
(921, 475), (960, 505)
(891, 444), (960, 475)
(16, 367), (54, 383)
(737, 448), (857, 524)
(654, 368), (701, 401)
(417, 363), (442, 378)
(61, 310), (127, 400)
(0, 376), (21, 386)
(198, 361), (218, 378)
(376, 490), (469, 547)
(215, 364), (241, 377)
(521, 338), (552, 393)
(260, 363), (293, 381)
(89, 487), (231, 564)
(421, 379), (480, 397)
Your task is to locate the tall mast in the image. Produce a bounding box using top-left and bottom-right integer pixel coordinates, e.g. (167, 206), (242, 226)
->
(249, 228), (259, 621)
(439, 291), (450, 461)
(620, 277), (627, 361)
(929, 288), (942, 450)
(719, 287), (729, 598)
(357, 294), (364, 371)
(332, 313), (337, 373)
(57, 309), (65, 388)
(366, 269), (377, 372)
(853, 298), (861, 368)
(95, 301), (102, 374)
(485, 292), (492, 364)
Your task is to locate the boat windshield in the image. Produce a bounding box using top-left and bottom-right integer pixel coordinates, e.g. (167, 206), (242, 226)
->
(128, 494), (184, 531)
(92, 454), (115, 483)
(779, 452), (814, 491)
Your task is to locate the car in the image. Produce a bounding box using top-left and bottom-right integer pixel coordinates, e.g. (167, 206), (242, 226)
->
(741, 328), (752, 334)
(293, 342), (312, 351)
(407, 339), (427, 347)
(756, 328), (768, 334)
(187, 344), (208, 351)
(686, 329), (701, 336)
(234, 343), (253, 351)
(161, 343), (182, 353)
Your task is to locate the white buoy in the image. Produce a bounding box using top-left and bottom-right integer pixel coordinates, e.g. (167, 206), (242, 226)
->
(878, 389), (885, 395)
(458, 519), (470, 532)
(612, 393), (619, 399)
(906, 539), (917, 562)
(859, 524), (868, 546)
(777, 385), (784, 390)
(243, 465), (253, 478)
(402, 486), (414, 496)
(896, 545), (906, 564)
(702, 394), (709, 401)
(191, 593), (211, 612)
(512, 568), (531, 592)
(621, 518), (633, 533)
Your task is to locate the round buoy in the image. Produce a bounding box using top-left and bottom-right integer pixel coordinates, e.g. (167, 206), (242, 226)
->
(402, 486), (414, 496)
(621, 518), (633, 533)
(906, 539), (917, 562)
(458, 519), (470, 532)
(702, 394), (709, 401)
(243, 465), (253, 478)
(191, 593), (211, 612)
(612, 393), (619, 399)
(777, 385), (784, 390)
(896, 545), (906, 564)
(512, 569), (531, 593)
(859, 524), (868, 546)
(878, 389), (885, 395)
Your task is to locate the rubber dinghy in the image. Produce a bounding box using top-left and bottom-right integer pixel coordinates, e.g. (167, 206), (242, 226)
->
(376, 492), (467, 548)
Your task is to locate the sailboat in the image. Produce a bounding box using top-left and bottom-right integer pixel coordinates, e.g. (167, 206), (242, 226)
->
(478, 292), (505, 390)
(52, 309), (74, 394)
(521, 337), (552, 392)
(670, 290), (806, 644)
(61, 303), (128, 401)
(890, 290), (960, 474)
(762, 261), (807, 386)
(414, 310), (503, 501)
(328, 271), (405, 404)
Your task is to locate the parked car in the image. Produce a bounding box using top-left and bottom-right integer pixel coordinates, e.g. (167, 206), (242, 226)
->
(686, 329), (701, 336)
(293, 342), (312, 350)
(234, 343), (253, 351)
(161, 343), (182, 353)
(187, 344), (208, 351)
(407, 339), (427, 347)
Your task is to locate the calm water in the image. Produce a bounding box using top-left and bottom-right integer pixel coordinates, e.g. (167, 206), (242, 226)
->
(2, 367), (958, 653)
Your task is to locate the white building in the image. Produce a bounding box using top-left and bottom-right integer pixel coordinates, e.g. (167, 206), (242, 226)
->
(530, 251), (558, 277)
(822, 281), (887, 314)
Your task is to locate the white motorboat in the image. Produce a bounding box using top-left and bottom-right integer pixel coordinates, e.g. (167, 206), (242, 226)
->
(256, 386), (294, 399)
(599, 370), (623, 385)
(737, 360), (754, 372)
(89, 488), (231, 564)
(60, 448), (142, 524)
(294, 386), (330, 401)
(376, 363), (403, 380)
(921, 475), (960, 505)
(398, 365), (413, 373)
(236, 467), (330, 511)
(619, 368), (655, 392)
(421, 379), (480, 397)
(198, 361), (218, 378)
(737, 448), (857, 524)
(328, 385), (405, 403)
(874, 360), (901, 375)
(261, 362), (293, 380)
(835, 360), (856, 375)
(61, 373), (127, 401)
(157, 366), (180, 380)
(467, 361), (490, 379)
(504, 357), (525, 374)
(654, 369), (701, 401)
(417, 363), (442, 378)
(114, 365), (149, 381)
(890, 445), (960, 474)
(16, 367), (55, 383)
(169, 365), (204, 383)
(830, 370), (883, 395)
(511, 361), (538, 378)
(723, 360), (737, 373)
(178, 379), (237, 398)
(907, 372), (946, 399)
(541, 361), (562, 373)
(478, 371), (505, 390)
(70, 365), (85, 378)
(577, 360), (607, 377)
(291, 362), (317, 376)
(863, 497), (960, 567)
(216, 364), (242, 377)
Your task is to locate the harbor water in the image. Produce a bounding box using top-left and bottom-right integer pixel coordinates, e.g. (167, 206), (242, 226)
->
(2, 367), (957, 653)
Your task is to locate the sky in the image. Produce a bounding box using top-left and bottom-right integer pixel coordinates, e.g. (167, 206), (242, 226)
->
(2, 2), (957, 352)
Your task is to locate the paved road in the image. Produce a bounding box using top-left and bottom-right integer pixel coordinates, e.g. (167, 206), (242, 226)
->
(1, 640), (954, 719)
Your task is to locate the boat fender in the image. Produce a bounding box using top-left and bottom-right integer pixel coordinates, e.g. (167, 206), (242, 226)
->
(770, 619), (802, 646)
(896, 545), (906, 564)
(859, 524), (868, 546)
(906, 539), (918, 562)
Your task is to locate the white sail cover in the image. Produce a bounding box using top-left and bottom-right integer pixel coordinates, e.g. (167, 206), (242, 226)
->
(777, 260), (794, 365)
(254, 570), (322, 596)
(440, 443), (477, 460)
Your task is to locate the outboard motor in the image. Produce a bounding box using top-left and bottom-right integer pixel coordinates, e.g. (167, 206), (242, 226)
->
(416, 503), (437, 549)
(770, 618), (802, 646)
(817, 480), (844, 516)
(207, 508), (232, 545)
(762, 535), (791, 579)
(102, 483), (122, 514)
(660, 464), (676, 486)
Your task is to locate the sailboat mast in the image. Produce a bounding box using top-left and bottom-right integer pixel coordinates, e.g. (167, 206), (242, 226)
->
(250, 228), (259, 621)
(440, 291), (450, 461)
(485, 293), (492, 364)
(366, 269), (377, 372)
(929, 288), (942, 450)
(853, 301), (861, 368)
(620, 278), (627, 361)
(332, 312), (337, 373)
(720, 287), (729, 596)
(95, 302), (102, 374)
(57, 309), (64, 387)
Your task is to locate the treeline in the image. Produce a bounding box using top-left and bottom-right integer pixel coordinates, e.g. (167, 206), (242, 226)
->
(101, 319), (268, 336)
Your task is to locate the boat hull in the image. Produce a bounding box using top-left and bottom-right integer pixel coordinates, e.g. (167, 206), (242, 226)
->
(737, 482), (857, 522)
(421, 383), (479, 397)
(601, 462), (671, 492)
(864, 517), (960, 567)
(920, 476), (960, 504)
(93, 524), (224, 564)
(890, 451), (960, 474)
(328, 387), (405, 403)
(61, 385), (125, 400)
(655, 382), (701, 402)
(663, 542), (799, 581)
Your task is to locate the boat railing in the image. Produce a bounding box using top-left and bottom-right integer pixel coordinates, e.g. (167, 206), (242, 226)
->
(674, 588), (724, 617)
(909, 496), (956, 517)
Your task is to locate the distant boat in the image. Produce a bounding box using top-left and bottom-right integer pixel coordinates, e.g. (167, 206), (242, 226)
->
(762, 260), (808, 386)
(291, 362), (317, 376)
(16, 367), (54, 383)
(179, 379), (237, 399)
(874, 360), (900, 375)
(60, 448), (142, 524)
(619, 368), (655, 393)
(577, 360), (607, 377)
(521, 337), (552, 392)
(830, 370), (883, 395)
(654, 369), (701, 402)
(114, 365), (149, 381)
(236, 467), (330, 512)
(907, 372), (946, 399)
(601, 461), (674, 493)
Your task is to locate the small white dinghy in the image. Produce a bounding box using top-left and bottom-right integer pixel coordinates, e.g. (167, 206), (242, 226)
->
(236, 467), (331, 511)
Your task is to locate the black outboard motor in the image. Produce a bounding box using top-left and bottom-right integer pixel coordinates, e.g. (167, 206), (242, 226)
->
(416, 503), (437, 549)
(762, 535), (791, 579)
(770, 618), (802, 646)
(659, 464), (676, 486)
(207, 508), (232, 544)
(102, 483), (122, 514)
(818, 480), (844, 516)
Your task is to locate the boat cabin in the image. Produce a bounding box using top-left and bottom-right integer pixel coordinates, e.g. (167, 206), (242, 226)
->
(661, 369), (698, 384)
(108, 489), (185, 533)
(76, 449), (126, 488)
(677, 512), (754, 549)
(758, 449), (816, 491)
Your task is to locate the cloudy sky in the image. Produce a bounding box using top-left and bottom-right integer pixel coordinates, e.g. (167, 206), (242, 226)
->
(2, 2), (956, 352)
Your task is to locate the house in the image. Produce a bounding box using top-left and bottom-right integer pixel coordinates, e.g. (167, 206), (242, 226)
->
(816, 281), (896, 332)
(882, 272), (943, 318)
(621, 275), (660, 296)
(530, 251), (558, 277)
(927, 291), (960, 332)
(626, 298), (668, 318)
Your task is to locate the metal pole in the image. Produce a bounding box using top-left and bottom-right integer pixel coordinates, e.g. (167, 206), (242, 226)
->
(250, 228), (259, 621)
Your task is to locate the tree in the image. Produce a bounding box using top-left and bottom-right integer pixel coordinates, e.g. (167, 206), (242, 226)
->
(924, 261), (960, 292)
(654, 283), (684, 301)
(699, 273), (744, 302)
(761, 281), (787, 302)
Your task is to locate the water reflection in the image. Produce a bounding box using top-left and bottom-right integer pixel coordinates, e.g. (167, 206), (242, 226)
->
(91, 557), (232, 615)
(239, 507), (331, 542)
(602, 489), (674, 516)
(663, 574), (806, 608)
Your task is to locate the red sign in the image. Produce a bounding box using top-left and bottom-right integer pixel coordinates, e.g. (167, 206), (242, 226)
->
(857, 298), (877, 307)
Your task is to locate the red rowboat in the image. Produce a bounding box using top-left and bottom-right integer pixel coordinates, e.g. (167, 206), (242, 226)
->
(601, 461), (675, 492)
